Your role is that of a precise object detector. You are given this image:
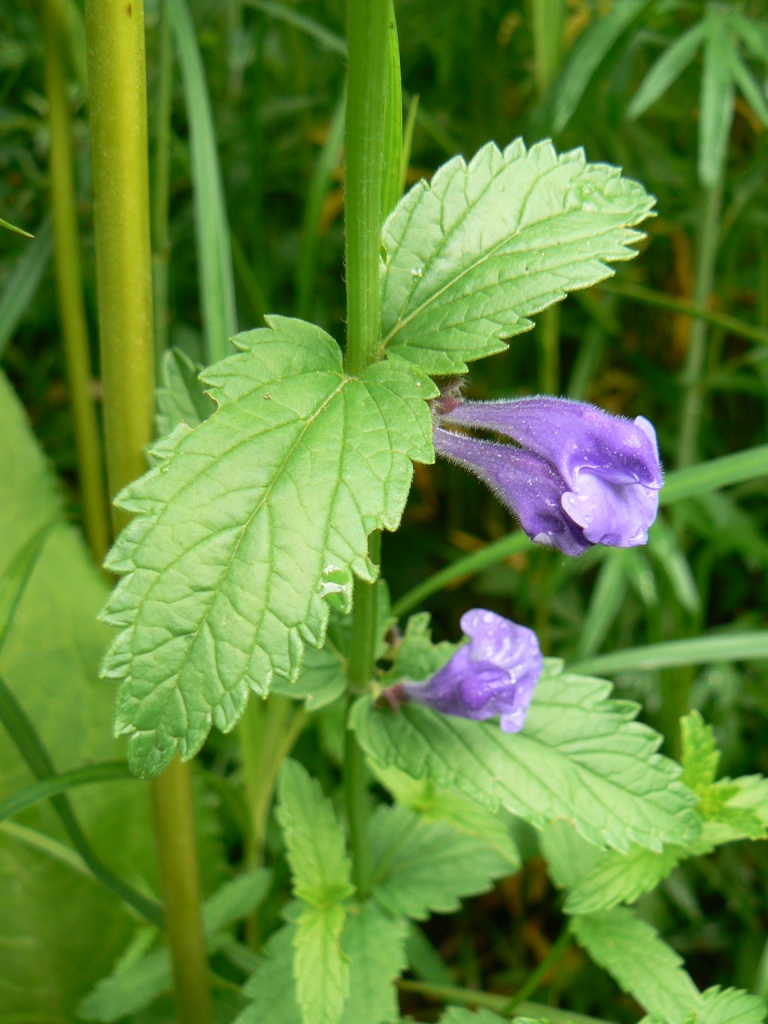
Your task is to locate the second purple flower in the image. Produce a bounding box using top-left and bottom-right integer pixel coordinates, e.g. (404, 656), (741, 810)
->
(434, 395), (663, 556)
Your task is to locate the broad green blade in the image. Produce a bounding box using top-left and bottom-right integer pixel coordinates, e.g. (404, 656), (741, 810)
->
(103, 317), (434, 776)
(698, 10), (736, 187)
(381, 139), (655, 374)
(627, 21), (707, 119)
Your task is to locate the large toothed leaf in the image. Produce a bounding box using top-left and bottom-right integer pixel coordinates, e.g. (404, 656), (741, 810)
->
(351, 662), (698, 853)
(380, 138), (655, 374)
(102, 317), (435, 777)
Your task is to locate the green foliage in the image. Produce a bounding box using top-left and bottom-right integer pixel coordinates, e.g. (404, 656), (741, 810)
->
(369, 803), (513, 920)
(102, 317), (435, 776)
(294, 903), (349, 1024)
(353, 661), (698, 853)
(380, 138), (655, 374)
(339, 901), (407, 1024)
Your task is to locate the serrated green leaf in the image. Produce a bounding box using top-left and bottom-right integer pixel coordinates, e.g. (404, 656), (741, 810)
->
(277, 759), (354, 908)
(295, 903), (349, 1024)
(699, 11), (736, 187)
(102, 316), (435, 776)
(687, 986), (768, 1024)
(627, 21), (707, 119)
(370, 803), (516, 920)
(340, 901), (407, 1024)
(572, 908), (699, 1023)
(155, 348), (216, 438)
(352, 664), (698, 853)
(238, 923), (302, 1024)
(563, 843), (685, 916)
(681, 711), (720, 794)
(271, 641), (348, 710)
(372, 762), (521, 868)
(380, 138), (655, 374)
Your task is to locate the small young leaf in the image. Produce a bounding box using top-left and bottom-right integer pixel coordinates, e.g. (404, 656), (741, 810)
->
(687, 986), (768, 1024)
(382, 611), (459, 684)
(370, 804), (516, 921)
(295, 903), (349, 1024)
(155, 348), (216, 438)
(352, 664), (698, 853)
(380, 138), (654, 375)
(276, 759), (354, 908)
(680, 710), (720, 794)
(102, 317), (434, 776)
(340, 901), (407, 1024)
(572, 908), (699, 1023)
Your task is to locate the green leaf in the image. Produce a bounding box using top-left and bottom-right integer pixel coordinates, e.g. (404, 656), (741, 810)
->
(0, 520), (56, 654)
(295, 903), (349, 1024)
(380, 138), (655, 374)
(352, 663), (698, 853)
(730, 52), (768, 130)
(372, 762), (521, 869)
(439, 1010), (511, 1024)
(238, 923), (302, 1024)
(680, 711), (720, 794)
(0, 215), (34, 237)
(382, 611), (459, 684)
(539, 819), (605, 892)
(627, 22), (707, 119)
(370, 803), (517, 920)
(340, 901), (407, 1024)
(563, 843), (685, 916)
(277, 759), (354, 908)
(155, 348), (216, 438)
(699, 11), (736, 187)
(572, 908), (699, 1023)
(685, 987), (768, 1024)
(0, 218), (52, 360)
(0, 371), (156, 1019)
(103, 317), (434, 777)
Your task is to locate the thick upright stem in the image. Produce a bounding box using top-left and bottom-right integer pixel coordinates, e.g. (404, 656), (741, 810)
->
(676, 177), (723, 468)
(343, 0), (389, 375)
(84, 3), (211, 1021)
(44, 0), (109, 563)
(151, 0), (173, 371)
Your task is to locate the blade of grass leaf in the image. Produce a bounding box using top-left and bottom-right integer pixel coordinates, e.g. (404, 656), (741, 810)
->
(0, 218), (53, 360)
(0, 674), (163, 925)
(242, 0), (346, 56)
(0, 522), (56, 655)
(168, 0), (238, 364)
(570, 633), (768, 676)
(0, 762), (134, 823)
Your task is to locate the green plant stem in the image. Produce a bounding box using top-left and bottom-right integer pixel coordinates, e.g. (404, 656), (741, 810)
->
(84, 3), (211, 1020)
(676, 176), (724, 468)
(499, 923), (572, 1014)
(44, 0), (109, 563)
(397, 979), (614, 1024)
(151, 0), (173, 371)
(344, 702), (372, 898)
(530, 0), (565, 100)
(343, 0), (389, 375)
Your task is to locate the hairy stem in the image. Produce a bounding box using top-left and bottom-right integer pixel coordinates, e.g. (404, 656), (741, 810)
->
(84, 2), (211, 1020)
(343, 0), (389, 375)
(44, 0), (109, 563)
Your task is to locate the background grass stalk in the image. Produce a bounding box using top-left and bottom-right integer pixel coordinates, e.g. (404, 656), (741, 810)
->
(44, 0), (109, 563)
(83, 2), (211, 1020)
(676, 176), (724, 468)
(151, 0), (173, 371)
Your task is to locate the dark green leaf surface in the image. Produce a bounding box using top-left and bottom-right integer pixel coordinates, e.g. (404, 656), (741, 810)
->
(380, 138), (654, 374)
(103, 317), (434, 776)
(352, 663), (698, 853)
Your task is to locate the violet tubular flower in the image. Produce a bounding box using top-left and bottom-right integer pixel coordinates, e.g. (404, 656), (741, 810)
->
(402, 609), (543, 733)
(434, 396), (663, 556)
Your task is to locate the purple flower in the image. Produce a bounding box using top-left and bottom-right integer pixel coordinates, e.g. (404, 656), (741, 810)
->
(401, 609), (543, 732)
(434, 396), (663, 556)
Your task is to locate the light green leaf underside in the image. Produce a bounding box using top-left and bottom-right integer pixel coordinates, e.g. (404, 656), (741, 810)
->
(154, 348), (216, 438)
(352, 663), (698, 853)
(102, 317), (435, 777)
(295, 903), (349, 1024)
(370, 803), (513, 921)
(340, 901), (407, 1024)
(277, 759), (354, 908)
(380, 137), (655, 374)
(572, 908), (699, 1024)
(685, 987), (768, 1024)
